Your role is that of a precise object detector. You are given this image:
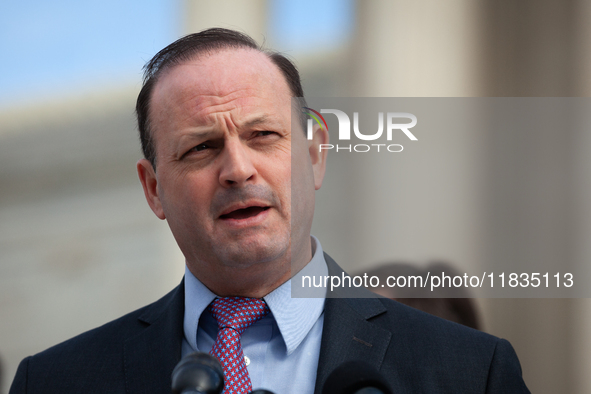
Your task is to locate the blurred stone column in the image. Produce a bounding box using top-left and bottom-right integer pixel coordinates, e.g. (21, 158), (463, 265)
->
(328, 0), (488, 271)
(345, 1), (591, 393)
(480, 0), (577, 96)
(571, 1), (591, 386)
(349, 0), (483, 97)
(184, 0), (268, 42)
(479, 1), (590, 393)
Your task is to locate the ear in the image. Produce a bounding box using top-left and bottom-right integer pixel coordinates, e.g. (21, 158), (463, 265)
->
(308, 124), (329, 190)
(137, 159), (166, 220)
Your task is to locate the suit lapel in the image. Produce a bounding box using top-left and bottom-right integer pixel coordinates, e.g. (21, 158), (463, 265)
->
(120, 258), (393, 393)
(314, 255), (393, 393)
(123, 280), (185, 394)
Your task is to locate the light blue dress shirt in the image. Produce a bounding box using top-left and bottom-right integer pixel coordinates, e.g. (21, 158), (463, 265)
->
(182, 236), (328, 394)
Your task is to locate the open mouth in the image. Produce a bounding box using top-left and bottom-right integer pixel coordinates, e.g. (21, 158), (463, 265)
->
(219, 206), (270, 220)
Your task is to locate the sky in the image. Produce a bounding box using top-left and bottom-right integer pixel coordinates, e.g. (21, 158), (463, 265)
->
(0, 0), (353, 108)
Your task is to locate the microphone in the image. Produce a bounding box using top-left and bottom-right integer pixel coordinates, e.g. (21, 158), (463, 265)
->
(171, 352), (224, 394)
(322, 361), (392, 394)
(251, 390), (275, 394)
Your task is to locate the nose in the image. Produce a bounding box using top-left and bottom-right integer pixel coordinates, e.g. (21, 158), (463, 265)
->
(218, 139), (257, 187)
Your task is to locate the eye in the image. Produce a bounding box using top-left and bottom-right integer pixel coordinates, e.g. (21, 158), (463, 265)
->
(182, 142), (211, 158)
(256, 130), (277, 137)
(189, 143), (210, 152)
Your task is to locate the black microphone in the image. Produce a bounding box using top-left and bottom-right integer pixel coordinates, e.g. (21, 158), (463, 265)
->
(251, 390), (275, 394)
(171, 352), (224, 394)
(321, 361), (392, 394)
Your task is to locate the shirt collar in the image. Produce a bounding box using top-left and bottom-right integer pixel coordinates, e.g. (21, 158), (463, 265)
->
(183, 264), (217, 353)
(183, 236), (327, 356)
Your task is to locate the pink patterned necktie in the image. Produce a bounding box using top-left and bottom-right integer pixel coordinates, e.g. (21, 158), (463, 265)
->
(209, 297), (270, 394)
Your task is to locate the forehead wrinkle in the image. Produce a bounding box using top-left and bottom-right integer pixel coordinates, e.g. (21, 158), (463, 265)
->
(170, 55), (270, 96)
(191, 91), (259, 121)
(191, 95), (272, 130)
(157, 49), (289, 110)
(156, 47), (288, 102)
(150, 48), (291, 148)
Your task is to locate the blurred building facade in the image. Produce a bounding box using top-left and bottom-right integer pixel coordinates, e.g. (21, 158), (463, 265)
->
(1, 1), (591, 393)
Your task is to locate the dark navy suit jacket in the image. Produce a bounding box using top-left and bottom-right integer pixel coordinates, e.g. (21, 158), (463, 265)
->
(10, 254), (529, 393)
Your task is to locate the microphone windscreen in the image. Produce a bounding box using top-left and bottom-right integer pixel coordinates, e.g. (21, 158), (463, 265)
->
(322, 361), (392, 394)
(171, 352), (224, 394)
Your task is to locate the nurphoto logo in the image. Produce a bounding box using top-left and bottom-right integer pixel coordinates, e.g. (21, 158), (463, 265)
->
(304, 107), (418, 153)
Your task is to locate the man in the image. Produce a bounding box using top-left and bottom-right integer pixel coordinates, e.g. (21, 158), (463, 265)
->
(10, 28), (529, 393)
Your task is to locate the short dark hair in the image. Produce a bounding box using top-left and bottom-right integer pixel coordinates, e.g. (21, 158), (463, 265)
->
(136, 28), (306, 168)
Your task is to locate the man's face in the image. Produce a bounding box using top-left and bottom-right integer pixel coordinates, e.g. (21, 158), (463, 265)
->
(137, 48), (327, 280)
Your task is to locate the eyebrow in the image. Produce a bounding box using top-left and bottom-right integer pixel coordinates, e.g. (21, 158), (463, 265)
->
(178, 114), (279, 145)
(180, 128), (218, 141)
(242, 115), (269, 128)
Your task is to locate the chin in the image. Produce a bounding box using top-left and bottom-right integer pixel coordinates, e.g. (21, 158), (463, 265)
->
(217, 237), (290, 268)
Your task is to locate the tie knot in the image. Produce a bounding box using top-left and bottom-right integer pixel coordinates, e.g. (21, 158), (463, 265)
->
(209, 297), (269, 334)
